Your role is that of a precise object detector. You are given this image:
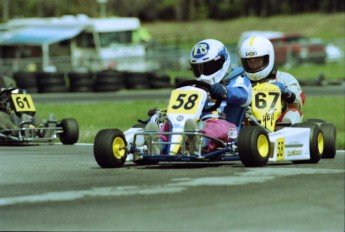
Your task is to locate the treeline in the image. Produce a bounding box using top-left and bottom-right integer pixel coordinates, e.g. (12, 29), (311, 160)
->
(1, 0), (344, 22)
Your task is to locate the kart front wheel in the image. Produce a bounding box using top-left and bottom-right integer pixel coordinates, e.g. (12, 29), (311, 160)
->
(59, 118), (79, 144)
(94, 129), (127, 168)
(238, 126), (270, 167)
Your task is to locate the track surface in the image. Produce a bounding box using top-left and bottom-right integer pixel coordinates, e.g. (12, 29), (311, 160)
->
(0, 144), (344, 231)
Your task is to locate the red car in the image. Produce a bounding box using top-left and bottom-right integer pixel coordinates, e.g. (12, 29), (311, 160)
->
(237, 31), (327, 67)
(269, 33), (327, 66)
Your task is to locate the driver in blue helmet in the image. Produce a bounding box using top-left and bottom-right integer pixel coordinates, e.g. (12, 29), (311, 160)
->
(145, 39), (252, 155)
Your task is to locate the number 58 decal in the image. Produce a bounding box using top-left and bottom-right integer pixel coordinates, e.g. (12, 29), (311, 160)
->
(11, 94), (36, 112)
(167, 90), (202, 115)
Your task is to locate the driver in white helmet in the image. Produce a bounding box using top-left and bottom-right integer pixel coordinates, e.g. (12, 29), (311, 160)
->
(239, 36), (304, 124)
(144, 39), (252, 155)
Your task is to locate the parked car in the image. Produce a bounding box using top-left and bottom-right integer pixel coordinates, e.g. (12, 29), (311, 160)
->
(238, 31), (327, 66)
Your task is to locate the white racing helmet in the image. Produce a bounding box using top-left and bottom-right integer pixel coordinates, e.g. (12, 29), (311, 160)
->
(189, 39), (231, 85)
(239, 36), (275, 81)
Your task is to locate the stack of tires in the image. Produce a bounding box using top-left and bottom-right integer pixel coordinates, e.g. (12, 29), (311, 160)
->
(68, 72), (94, 92)
(36, 72), (68, 93)
(94, 70), (126, 92)
(12, 72), (38, 93)
(11, 70), (173, 93)
(148, 73), (172, 89)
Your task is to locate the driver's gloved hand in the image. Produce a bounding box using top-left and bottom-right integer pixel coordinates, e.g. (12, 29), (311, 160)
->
(210, 83), (228, 100)
(272, 81), (296, 103)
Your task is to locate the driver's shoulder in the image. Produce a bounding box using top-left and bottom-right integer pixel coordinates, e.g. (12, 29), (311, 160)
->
(222, 66), (246, 84)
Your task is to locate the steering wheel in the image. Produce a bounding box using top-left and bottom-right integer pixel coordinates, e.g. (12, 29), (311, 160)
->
(175, 80), (222, 112)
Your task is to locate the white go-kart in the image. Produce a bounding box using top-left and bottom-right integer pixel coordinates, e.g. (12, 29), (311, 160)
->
(93, 80), (336, 168)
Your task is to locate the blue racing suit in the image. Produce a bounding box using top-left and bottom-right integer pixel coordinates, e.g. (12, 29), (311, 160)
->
(220, 66), (252, 131)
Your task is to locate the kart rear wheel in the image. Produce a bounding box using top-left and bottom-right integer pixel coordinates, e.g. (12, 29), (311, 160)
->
(320, 123), (336, 158)
(238, 126), (270, 167)
(303, 119), (336, 158)
(59, 118), (79, 145)
(292, 123), (324, 163)
(94, 129), (127, 168)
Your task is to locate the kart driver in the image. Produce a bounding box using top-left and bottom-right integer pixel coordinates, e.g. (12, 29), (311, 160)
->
(0, 88), (16, 130)
(239, 36), (304, 124)
(145, 39), (252, 155)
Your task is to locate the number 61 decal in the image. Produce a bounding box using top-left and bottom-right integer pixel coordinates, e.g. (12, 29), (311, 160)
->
(11, 94), (36, 112)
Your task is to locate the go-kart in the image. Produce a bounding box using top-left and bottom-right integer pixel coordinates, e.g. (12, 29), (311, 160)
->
(93, 80), (336, 168)
(242, 82), (336, 166)
(0, 88), (79, 145)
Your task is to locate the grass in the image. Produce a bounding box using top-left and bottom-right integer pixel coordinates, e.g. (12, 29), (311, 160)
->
(146, 13), (345, 81)
(165, 62), (345, 84)
(31, 13), (345, 150)
(35, 96), (344, 149)
(144, 13), (345, 45)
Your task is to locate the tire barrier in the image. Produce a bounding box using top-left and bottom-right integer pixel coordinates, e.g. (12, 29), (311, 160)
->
(12, 72), (38, 93)
(123, 71), (151, 89)
(11, 70), (175, 93)
(94, 70), (126, 92)
(68, 72), (94, 92)
(149, 73), (172, 89)
(36, 72), (68, 93)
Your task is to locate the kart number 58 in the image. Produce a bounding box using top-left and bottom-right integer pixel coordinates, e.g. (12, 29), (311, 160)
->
(168, 90), (202, 115)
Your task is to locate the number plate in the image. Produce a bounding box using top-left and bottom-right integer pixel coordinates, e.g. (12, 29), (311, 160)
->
(167, 90), (203, 115)
(252, 83), (282, 132)
(11, 94), (36, 113)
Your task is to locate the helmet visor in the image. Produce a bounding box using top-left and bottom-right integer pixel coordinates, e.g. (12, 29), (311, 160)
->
(190, 56), (225, 77)
(241, 55), (269, 73)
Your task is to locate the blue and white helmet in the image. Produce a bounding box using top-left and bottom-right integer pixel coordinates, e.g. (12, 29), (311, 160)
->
(189, 39), (231, 85)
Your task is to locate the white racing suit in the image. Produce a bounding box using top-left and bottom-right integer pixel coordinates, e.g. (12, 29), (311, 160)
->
(269, 71), (305, 124)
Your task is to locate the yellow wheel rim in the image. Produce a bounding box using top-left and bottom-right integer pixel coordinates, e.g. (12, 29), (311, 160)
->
(317, 132), (324, 156)
(257, 134), (269, 158)
(112, 137), (126, 159)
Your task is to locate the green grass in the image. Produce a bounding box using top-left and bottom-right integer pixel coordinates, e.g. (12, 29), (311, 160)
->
(34, 13), (345, 149)
(35, 96), (344, 149)
(148, 13), (345, 81)
(144, 13), (345, 45)
(165, 62), (345, 84)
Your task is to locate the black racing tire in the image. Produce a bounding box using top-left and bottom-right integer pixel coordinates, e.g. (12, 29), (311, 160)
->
(304, 119), (326, 124)
(303, 119), (336, 158)
(123, 72), (150, 89)
(238, 126), (270, 167)
(320, 123), (336, 158)
(68, 72), (94, 92)
(59, 118), (79, 145)
(12, 72), (38, 93)
(93, 128), (127, 168)
(149, 73), (172, 89)
(94, 70), (126, 92)
(37, 72), (68, 93)
(291, 123), (323, 163)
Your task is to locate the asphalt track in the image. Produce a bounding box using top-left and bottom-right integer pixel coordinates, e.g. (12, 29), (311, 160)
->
(0, 144), (344, 231)
(1, 85), (344, 231)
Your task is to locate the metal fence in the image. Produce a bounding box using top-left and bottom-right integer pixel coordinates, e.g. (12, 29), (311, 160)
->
(0, 37), (344, 79)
